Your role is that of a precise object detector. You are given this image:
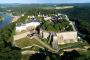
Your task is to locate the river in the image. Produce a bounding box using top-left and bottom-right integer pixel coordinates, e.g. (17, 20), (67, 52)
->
(0, 13), (12, 29)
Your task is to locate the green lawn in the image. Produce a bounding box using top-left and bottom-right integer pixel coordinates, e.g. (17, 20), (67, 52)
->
(41, 20), (70, 32)
(76, 50), (90, 60)
(59, 41), (89, 49)
(22, 46), (41, 51)
(21, 54), (32, 60)
(15, 37), (43, 48)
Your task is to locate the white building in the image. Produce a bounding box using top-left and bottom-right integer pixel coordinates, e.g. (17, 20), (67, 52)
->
(16, 20), (40, 32)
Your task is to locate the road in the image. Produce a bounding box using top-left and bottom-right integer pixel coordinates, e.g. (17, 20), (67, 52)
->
(22, 44), (44, 49)
(70, 21), (77, 31)
(65, 14), (86, 39)
(65, 15), (76, 31)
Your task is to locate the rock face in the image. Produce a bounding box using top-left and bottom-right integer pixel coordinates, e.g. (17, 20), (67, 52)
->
(52, 36), (58, 49)
(40, 30), (50, 39)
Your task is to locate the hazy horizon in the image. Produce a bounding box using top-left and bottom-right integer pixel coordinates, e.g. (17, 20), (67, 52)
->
(0, 0), (90, 4)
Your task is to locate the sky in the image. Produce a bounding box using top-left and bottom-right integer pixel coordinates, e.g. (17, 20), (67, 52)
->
(0, 0), (90, 4)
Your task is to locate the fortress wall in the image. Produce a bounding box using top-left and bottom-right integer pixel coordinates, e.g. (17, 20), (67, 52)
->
(56, 31), (78, 44)
(57, 32), (77, 40)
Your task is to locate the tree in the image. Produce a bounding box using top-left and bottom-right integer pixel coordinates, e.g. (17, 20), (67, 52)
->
(46, 56), (51, 60)
(0, 22), (21, 60)
(54, 23), (60, 32)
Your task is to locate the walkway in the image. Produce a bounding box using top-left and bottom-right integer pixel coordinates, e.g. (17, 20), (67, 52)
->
(22, 50), (39, 55)
(21, 44), (44, 49)
(65, 14), (76, 31)
(63, 48), (87, 52)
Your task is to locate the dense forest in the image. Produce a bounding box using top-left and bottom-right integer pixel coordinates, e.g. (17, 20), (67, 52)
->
(0, 22), (21, 60)
(67, 7), (90, 43)
(41, 20), (71, 32)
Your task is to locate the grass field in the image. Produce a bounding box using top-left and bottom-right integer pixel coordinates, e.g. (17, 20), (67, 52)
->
(15, 37), (43, 48)
(21, 54), (32, 60)
(59, 41), (89, 49)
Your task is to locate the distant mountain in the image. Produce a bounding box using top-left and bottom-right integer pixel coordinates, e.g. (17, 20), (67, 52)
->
(56, 3), (90, 7)
(0, 3), (90, 8)
(0, 3), (22, 8)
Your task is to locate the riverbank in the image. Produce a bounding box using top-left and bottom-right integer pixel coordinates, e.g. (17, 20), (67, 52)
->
(0, 16), (3, 22)
(0, 14), (12, 28)
(12, 16), (20, 22)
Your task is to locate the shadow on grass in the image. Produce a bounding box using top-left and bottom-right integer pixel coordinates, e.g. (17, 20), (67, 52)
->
(29, 53), (46, 60)
(60, 50), (80, 60)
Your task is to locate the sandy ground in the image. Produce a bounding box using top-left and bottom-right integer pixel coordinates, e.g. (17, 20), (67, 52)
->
(14, 31), (30, 40)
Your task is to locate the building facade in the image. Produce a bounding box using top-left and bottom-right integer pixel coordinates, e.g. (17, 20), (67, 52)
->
(16, 20), (41, 32)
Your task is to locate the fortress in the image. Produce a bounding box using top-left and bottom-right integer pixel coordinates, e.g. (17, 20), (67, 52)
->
(40, 30), (78, 45)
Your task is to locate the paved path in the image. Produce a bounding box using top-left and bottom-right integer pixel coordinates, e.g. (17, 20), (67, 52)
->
(63, 48), (86, 51)
(22, 50), (39, 54)
(70, 21), (76, 31)
(65, 15), (76, 31)
(65, 14), (86, 39)
(22, 44), (44, 49)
